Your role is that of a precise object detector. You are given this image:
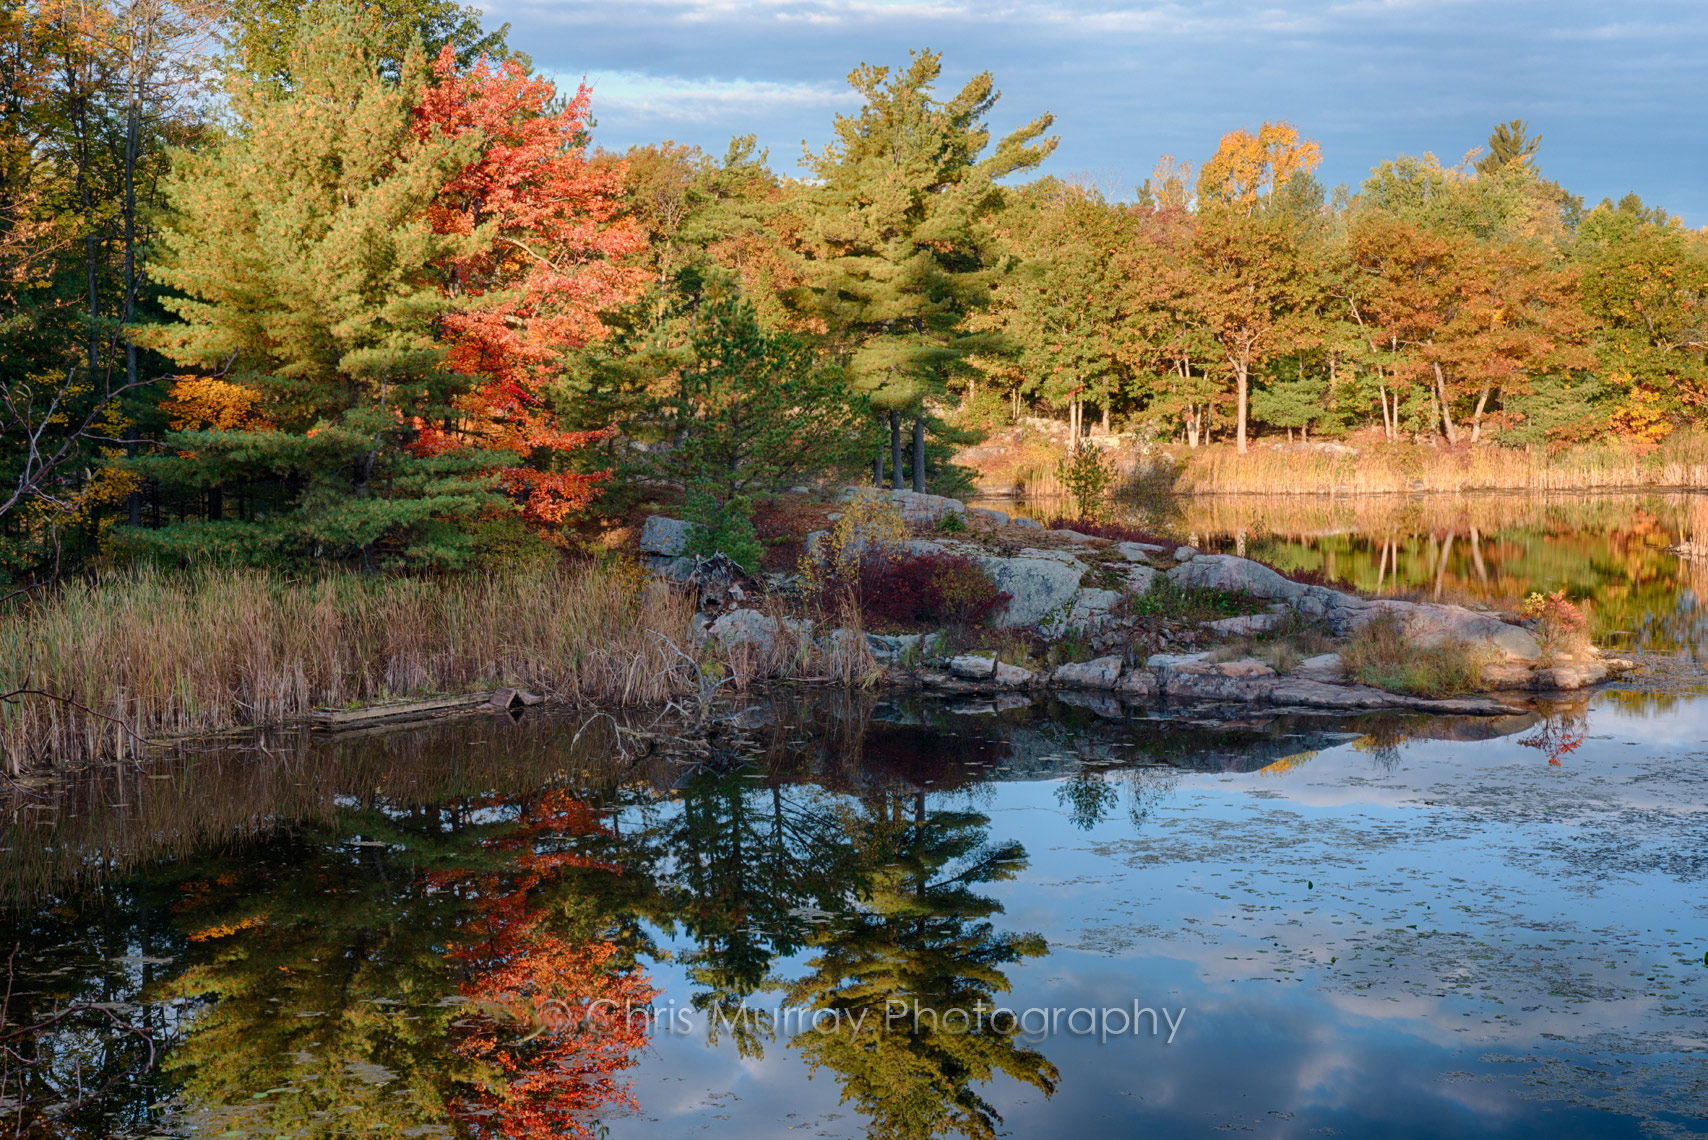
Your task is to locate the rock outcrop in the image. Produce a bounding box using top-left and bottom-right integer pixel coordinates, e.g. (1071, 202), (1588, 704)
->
(654, 489), (1635, 713)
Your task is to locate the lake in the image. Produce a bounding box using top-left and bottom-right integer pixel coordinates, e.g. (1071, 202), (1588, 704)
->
(991, 490), (1708, 656)
(3, 493), (1706, 1139)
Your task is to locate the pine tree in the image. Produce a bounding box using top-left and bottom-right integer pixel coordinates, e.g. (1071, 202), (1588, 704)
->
(1475, 119), (1542, 176)
(640, 283), (871, 504)
(800, 51), (1055, 491)
(225, 0), (509, 83)
(129, 2), (505, 568)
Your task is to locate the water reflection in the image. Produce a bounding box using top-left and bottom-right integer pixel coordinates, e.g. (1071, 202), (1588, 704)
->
(781, 778), (1055, 1140)
(989, 491), (1708, 655)
(1, 691), (1705, 1138)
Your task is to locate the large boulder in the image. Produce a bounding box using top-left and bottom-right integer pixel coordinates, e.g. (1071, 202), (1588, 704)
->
(1122, 564), (1158, 595)
(1114, 670), (1159, 699)
(1115, 541), (1162, 562)
(1045, 587), (1122, 636)
(1168, 554), (1307, 601)
(948, 653), (998, 680)
(1203, 612), (1284, 636)
(640, 515), (696, 556)
(841, 487), (966, 524)
(1355, 601), (1543, 662)
(707, 609), (779, 650)
(865, 632), (923, 662)
(1291, 653), (1343, 681)
(976, 554), (1086, 629)
(1164, 672), (1278, 701)
(1051, 656), (1123, 689)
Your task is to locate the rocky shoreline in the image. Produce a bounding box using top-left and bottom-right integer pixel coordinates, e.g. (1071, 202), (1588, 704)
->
(644, 488), (1636, 718)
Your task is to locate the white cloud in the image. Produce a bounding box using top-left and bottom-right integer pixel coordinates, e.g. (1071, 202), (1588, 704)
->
(574, 70), (858, 125)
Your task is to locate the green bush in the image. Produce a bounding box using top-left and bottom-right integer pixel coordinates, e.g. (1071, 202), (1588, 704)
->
(1056, 441), (1115, 520)
(682, 487), (763, 574)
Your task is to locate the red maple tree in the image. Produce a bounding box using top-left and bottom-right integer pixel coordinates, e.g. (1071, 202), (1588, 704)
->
(413, 48), (647, 523)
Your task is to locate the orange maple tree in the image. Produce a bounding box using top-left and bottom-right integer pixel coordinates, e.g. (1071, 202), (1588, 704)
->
(413, 48), (647, 523)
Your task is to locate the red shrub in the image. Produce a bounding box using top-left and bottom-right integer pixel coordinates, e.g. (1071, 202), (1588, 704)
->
(830, 550), (1010, 627)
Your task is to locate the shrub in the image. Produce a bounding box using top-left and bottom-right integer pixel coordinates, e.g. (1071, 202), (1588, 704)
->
(822, 550), (1010, 628)
(1519, 590), (1591, 662)
(1056, 441), (1116, 520)
(682, 486), (763, 573)
(800, 488), (909, 589)
(1341, 612), (1486, 697)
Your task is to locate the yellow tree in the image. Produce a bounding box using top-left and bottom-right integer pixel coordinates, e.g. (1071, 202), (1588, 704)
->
(1196, 121), (1322, 212)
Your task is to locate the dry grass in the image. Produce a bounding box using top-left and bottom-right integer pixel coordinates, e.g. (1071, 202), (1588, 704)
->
(0, 564), (876, 772)
(1206, 626), (1338, 674)
(1340, 612), (1488, 697)
(1175, 433), (1708, 495)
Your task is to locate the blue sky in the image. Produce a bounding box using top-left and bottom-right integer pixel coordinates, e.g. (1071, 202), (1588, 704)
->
(481, 0), (1708, 225)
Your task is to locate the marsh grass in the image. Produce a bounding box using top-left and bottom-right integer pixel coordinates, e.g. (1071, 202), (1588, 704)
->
(1341, 612), (1488, 697)
(0, 564), (876, 772)
(1176, 433), (1708, 495)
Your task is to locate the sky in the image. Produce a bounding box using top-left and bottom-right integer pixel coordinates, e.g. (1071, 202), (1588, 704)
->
(479, 0), (1708, 225)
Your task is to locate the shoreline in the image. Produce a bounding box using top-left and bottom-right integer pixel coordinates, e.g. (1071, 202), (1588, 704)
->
(0, 489), (1656, 774)
(953, 429), (1708, 498)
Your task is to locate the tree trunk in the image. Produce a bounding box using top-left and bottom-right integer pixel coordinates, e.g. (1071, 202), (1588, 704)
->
(874, 450), (884, 488)
(1236, 363), (1249, 454)
(911, 418), (925, 493)
(123, 74), (143, 528)
(1433, 362), (1458, 444)
(889, 410), (903, 490)
(1470, 385), (1491, 443)
(1100, 403), (1110, 434)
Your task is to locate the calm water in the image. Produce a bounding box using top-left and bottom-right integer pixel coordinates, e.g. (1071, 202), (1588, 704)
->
(992, 490), (1708, 655)
(3, 494), (1707, 1139)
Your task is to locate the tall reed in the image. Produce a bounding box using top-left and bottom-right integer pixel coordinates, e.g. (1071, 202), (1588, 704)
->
(1174, 432), (1708, 495)
(0, 562), (871, 772)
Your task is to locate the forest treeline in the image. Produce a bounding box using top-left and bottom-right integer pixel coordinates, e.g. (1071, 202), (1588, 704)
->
(3, 0), (1705, 578)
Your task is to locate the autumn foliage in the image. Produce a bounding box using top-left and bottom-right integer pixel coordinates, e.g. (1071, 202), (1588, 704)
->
(434, 790), (657, 1138)
(413, 47), (646, 523)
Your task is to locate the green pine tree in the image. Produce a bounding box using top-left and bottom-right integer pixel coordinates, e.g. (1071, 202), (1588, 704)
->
(1475, 119), (1542, 176)
(800, 51), (1056, 491)
(647, 281), (872, 504)
(127, 2), (508, 569)
(226, 0), (511, 84)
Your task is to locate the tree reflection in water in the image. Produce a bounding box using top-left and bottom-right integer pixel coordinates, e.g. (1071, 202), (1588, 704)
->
(2, 700), (1431, 1138)
(153, 787), (656, 1139)
(778, 726), (1058, 1140)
